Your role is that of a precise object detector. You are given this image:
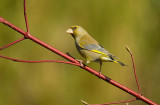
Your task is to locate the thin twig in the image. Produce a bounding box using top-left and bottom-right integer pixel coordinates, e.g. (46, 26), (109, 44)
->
(81, 100), (89, 105)
(81, 99), (137, 105)
(126, 46), (141, 95)
(24, 0), (30, 33)
(0, 37), (25, 50)
(0, 54), (80, 66)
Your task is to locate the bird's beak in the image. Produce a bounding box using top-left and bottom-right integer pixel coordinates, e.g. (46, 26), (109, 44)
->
(66, 28), (73, 34)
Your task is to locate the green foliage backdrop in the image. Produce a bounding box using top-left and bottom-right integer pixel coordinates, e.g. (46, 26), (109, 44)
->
(0, 0), (160, 105)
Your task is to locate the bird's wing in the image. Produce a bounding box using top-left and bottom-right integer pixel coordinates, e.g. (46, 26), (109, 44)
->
(83, 44), (109, 55)
(78, 35), (117, 60)
(79, 42), (109, 57)
(78, 34), (117, 59)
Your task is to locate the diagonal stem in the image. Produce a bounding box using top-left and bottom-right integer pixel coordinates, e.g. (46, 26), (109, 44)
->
(0, 37), (25, 50)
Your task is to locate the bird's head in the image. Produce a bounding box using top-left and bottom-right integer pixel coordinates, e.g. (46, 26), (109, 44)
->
(66, 25), (88, 38)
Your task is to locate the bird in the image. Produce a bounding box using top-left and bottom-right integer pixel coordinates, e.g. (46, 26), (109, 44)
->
(66, 25), (126, 74)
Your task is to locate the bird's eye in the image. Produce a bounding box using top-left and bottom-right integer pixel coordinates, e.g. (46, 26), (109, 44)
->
(72, 27), (77, 30)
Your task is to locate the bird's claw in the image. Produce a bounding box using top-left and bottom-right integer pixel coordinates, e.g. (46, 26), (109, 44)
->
(98, 71), (101, 76)
(76, 59), (84, 67)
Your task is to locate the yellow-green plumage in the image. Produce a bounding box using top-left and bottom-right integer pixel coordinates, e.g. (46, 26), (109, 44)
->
(66, 25), (126, 73)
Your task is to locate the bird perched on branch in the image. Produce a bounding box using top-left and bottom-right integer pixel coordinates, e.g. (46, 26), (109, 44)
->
(66, 25), (126, 74)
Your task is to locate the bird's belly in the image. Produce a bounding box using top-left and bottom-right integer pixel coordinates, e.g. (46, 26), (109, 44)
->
(78, 49), (101, 62)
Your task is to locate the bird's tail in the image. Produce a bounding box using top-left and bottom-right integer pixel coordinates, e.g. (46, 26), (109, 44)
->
(113, 60), (127, 66)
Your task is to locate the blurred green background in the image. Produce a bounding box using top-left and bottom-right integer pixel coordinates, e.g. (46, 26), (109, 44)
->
(0, 0), (160, 105)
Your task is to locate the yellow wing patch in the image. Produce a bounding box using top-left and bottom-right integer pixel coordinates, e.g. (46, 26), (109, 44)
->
(91, 50), (109, 57)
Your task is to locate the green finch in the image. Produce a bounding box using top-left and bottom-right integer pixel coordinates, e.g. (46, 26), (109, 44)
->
(66, 25), (126, 73)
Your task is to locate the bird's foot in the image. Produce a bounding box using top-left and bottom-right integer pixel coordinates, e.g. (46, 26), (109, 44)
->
(76, 59), (84, 67)
(98, 71), (101, 76)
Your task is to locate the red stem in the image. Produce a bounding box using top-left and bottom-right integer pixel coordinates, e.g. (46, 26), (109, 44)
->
(0, 54), (79, 66)
(130, 50), (141, 94)
(82, 99), (137, 105)
(24, 0), (29, 33)
(0, 17), (77, 63)
(0, 17), (158, 105)
(0, 37), (25, 50)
